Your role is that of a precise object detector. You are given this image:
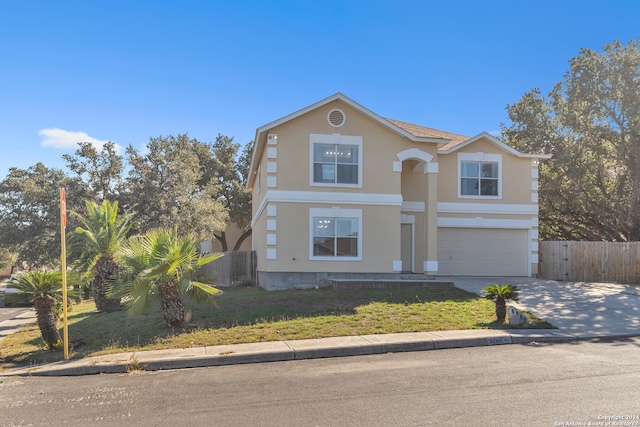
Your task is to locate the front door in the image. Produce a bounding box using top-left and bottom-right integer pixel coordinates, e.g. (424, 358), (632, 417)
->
(400, 223), (413, 273)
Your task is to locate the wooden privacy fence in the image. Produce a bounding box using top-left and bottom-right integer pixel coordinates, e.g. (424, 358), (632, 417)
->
(539, 241), (640, 283)
(201, 251), (257, 287)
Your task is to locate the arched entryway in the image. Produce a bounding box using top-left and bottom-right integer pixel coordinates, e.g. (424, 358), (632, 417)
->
(394, 148), (438, 274)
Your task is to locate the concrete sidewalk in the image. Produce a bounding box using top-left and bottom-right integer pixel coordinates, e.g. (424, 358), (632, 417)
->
(0, 309), (36, 339)
(2, 277), (639, 376)
(0, 280), (38, 339)
(2, 329), (576, 377)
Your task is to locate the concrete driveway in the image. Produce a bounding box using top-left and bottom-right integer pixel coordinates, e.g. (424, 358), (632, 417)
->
(446, 276), (640, 339)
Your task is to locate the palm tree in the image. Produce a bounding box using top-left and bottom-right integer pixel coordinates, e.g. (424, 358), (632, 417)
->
(115, 228), (223, 328)
(5, 271), (68, 350)
(70, 199), (135, 312)
(481, 284), (521, 322)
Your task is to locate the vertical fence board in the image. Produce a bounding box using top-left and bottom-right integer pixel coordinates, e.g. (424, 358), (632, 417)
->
(540, 241), (563, 281)
(540, 241), (640, 283)
(201, 251), (257, 287)
(560, 241), (569, 281)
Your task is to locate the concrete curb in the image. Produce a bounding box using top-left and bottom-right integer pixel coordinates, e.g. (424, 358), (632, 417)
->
(1, 329), (580, 377)
(4, 275), (639, 377)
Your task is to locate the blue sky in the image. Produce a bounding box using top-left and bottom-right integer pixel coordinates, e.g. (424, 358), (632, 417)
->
(1, 0), (639, 178)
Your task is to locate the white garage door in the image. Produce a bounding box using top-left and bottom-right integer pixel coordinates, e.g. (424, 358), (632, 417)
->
(437, 228), (529, 276)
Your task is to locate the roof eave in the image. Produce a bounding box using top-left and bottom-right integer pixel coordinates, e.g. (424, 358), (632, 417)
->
(246, 93), (453, 189)
(438, 131), (552, 159)
(414, 137), (451, 144)
(245, 128), (263, 191)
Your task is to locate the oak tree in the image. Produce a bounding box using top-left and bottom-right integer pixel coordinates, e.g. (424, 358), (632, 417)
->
(62, 141), (124, 203)
(123, 134), (229, 238)
(501, 39), (640, 241)
(0, 163), (83, 268)
(203, 136), (253, 251)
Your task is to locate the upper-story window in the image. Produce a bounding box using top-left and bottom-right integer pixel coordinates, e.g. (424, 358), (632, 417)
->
(313, 144), (358, 184)
(458, 152), (502, 199)
(310, 134), (363, 188)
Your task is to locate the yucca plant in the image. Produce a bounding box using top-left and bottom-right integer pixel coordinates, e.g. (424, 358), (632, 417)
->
(5, 271), (75, 350)
(481, 284), (520, 322)
(114, 228), (223, 328)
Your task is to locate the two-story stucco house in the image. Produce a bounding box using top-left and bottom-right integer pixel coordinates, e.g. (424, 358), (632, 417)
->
(246, 93), (550, 290)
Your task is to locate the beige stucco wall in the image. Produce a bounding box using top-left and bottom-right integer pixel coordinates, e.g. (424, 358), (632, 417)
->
(252, 207), (268, 268)
(435, 137), (540, 275)
(258, 202), (400, 273)
(263, 101), (438, 195)
(401, 160), (427, 201)
(201, 222), (252, 253)
(437, 138), (535, 205)
(251, 99), (441, 274)
(251, 151), (268, 218)
(250, 98), (540, 279)
(400, 160), (437, 273)
(400, 211), (427, 273)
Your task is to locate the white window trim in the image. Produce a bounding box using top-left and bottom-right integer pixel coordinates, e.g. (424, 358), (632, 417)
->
(309, 133), (363, 188)
(266, 233), (277, 246)
(250, 190), (402, 227)
(309, 207), (362, 261)
(437, 217), (536, 229)
(437, 202), (537, 215)
(267, 161), (277, 173)
(424, 261), (439, 273)
(457, 152), (502, 200)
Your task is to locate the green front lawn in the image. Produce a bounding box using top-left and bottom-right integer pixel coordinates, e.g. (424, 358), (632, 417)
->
(0, 286), (553, 367)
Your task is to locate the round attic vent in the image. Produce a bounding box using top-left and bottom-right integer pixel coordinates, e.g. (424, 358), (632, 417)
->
(328, 109), (345, 127)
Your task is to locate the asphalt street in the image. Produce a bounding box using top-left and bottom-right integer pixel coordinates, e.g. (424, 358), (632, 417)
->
(2, 338), (640, 426)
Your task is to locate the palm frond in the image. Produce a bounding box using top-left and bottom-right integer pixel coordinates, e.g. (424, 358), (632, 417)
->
(115, 228), (222, 318)
(196, 252), (224, 267)
(186, 280), (221, 306)
(481, 284), (520, 302)
(123, 280), (157, 315)
(69, 199), (136, 274)
(5, 271), (65, 304)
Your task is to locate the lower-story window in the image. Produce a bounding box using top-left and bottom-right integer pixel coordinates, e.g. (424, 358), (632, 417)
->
(310, 208), (362, 260)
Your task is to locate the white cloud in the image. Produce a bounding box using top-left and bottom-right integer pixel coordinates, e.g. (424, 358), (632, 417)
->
(38, 128), (122, 153)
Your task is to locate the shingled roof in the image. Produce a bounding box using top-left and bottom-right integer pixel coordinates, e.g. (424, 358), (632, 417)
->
(385, 118), (470, 151)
